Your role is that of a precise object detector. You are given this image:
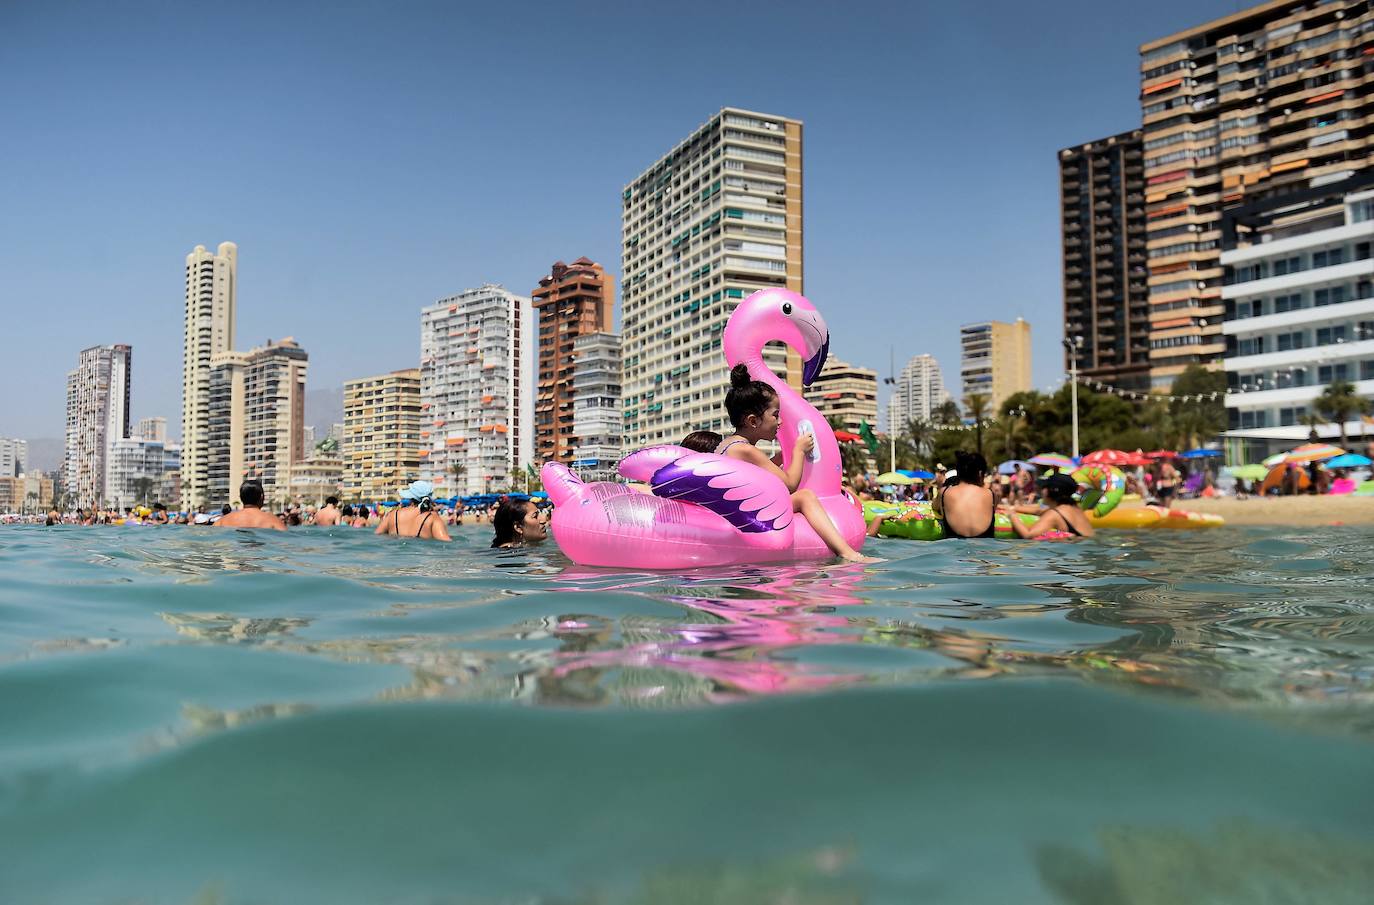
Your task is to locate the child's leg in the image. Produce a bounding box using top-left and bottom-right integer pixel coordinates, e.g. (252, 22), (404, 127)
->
(792, 489), (880, 563)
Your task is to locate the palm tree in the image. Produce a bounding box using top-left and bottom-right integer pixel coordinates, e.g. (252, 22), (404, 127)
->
(450, 461), (467, 493)
(827, 417), (870, 480)
(933, 399), (961, 428)
(902, 417), (934, 464)
(132, 476), (156, 506)
(1314, 380), (1371, 445)
(963, 394), (990, 457)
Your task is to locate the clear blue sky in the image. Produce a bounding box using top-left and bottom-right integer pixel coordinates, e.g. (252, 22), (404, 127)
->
(0, 0), (1247, 440)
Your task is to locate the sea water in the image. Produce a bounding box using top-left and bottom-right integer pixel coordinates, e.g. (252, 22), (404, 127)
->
(1, 524), (1372, 904)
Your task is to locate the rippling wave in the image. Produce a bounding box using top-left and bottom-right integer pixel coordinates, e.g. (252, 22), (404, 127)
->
(2, 524), (1372, 903)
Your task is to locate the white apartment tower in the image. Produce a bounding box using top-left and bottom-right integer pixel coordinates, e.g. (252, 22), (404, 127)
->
(420, 285), (533, 495)
(181, 242), (237, 509)
(569, 332), (623, 477)
(621, 108), (804, 447)
(0, 438), (26, 479)
(887, 353), (950, 432)
(63, 344), (132, 508)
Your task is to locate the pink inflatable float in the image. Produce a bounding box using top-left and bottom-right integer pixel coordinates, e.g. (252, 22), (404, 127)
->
(541, 288), (866, 569)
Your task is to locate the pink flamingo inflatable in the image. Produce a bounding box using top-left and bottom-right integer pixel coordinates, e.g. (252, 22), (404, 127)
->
(541, 288), (867, 568)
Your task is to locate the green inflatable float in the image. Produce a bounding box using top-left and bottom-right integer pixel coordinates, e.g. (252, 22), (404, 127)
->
(865, 465), (1126, 541)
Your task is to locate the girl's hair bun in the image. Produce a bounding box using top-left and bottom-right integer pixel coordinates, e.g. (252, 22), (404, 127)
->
(729, 363), (753, 388)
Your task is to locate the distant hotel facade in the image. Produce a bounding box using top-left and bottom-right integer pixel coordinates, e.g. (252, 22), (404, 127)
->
(1223, 189), (1374, 458)
(620, 108), (804, 447)
(181, 242), (237, 508)
(960, 320), (1031, 411)
(0, 438), (26, 479)
(1059, 130), (1152, 392)
(343, 368), (423, 501)
(804, 357), (878, 435)
(532, 258), (615, 465)
(420, 285), (533, 495)
(64, 343), (132, 509)
(1140, 0), (1374, 388)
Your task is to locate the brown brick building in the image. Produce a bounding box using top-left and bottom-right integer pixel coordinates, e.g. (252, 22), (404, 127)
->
(532, 258), (615, 464)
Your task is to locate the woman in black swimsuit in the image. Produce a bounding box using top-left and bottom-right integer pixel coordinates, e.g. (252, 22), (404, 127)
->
(1002, 472), (1094, 539)
(376, 481), (452, 542)
(930, 451), (997, 538)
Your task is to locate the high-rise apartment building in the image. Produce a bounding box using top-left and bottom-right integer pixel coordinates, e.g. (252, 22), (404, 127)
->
(532, 258), (615, 465)
(181, 242), (237, 507)
(420, 285), (533, 495)
(1223, 189), (1374, 459)
(106, 437), (171, 511)
(1060, 131), (1152, 392)
(1140, 0), (1374, 388)
(63, 344), (132, 508)
(569, 332), (623, 477)
(803, 357), (879, 435)
(342, 368), (423, 501)
(204, 339), (308, 507)
(0, 438), (26, 478)
(621, 108), (803, 447)
(885, 353), (950, 433)
(136, 417), (167, 443)
(960, 320), (1031, 411)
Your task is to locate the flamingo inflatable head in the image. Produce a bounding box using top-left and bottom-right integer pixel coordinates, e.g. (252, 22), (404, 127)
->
(722, 288), (830, 387)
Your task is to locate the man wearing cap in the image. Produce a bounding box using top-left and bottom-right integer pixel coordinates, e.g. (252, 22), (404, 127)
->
(216, 481), (287, 531)
(376, 481), (451, 541)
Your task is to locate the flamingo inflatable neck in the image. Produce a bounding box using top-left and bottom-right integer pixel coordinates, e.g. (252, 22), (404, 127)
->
(722, 291), (841, 496)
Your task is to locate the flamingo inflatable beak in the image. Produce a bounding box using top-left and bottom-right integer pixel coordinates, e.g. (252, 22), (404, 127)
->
(799, 311), (830, 387)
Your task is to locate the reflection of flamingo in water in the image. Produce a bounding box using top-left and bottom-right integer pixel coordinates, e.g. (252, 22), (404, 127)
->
(541, 289), (866, 568)
(548, 563), (868, 697)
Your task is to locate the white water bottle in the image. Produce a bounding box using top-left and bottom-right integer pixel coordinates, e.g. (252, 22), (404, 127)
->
(796, 419), (822, 463)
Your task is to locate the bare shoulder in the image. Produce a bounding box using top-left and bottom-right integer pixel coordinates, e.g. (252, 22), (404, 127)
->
(724, 442), (768, 465)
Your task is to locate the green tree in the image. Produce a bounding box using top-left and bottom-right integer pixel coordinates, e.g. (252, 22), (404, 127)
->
(933, 399), (961, 427)
(826, 416), (871, 479)
(901, 417), (934, 463)
(1167, 364), (1227, 449)
(132, 476), (156, 505)
(450, 461), (467, 493)
(1314, 380), (1372, 446)
(962, 394), (990, 457)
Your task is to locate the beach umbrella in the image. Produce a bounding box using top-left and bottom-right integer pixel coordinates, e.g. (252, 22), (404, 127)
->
(1224, 464), (1269, 481)
(1143, 450), (1177, 460)
(910, 469), (935, 480)
(1274, 443), (1345, 464)
(1323, 453), (1372, 469)
(833, 430), (862, 443)
(1261, 451), (1288, 468)
(1029, 453), (1074, 470)
(875, 471), (914, 485)
(1179, 448), (1223, 459)
(997, 459), (1032, 474)
(1081, 449), (1134, 467)
(1260, 463), (1310, 494)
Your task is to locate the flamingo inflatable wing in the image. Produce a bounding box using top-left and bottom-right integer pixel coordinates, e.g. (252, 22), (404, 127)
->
(619, 445), (793, 533)
(542, 288), (866, 569)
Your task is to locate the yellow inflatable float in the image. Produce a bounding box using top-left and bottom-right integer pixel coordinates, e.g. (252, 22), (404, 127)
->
(1089, 505), (1224, 530)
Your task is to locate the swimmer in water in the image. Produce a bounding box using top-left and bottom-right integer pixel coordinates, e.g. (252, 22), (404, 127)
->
(215, 481), (287, 531)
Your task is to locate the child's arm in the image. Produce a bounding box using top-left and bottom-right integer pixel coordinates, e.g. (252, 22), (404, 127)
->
(727, 435), (812, 492)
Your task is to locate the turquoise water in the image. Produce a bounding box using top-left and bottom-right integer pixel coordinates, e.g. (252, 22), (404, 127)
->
(2, 524), (1374, 904)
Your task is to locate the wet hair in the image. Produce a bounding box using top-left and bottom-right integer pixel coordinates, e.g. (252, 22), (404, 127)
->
(221, 504), (233, 515)
(952, 451), (988, 485)
(240, 481), (265, 507)
(1040, 473), (1079, 505)
(680, 430), (723, 453)
(325, 496), (339, 507)
(491, 499), (532, 548)
(724, 364), (777, 429)
(340, 504), (354, 518)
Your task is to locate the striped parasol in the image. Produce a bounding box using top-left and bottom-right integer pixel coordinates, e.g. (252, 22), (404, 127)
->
(1029, 453), (1074, 470)
(1280, 443), (1345, 464)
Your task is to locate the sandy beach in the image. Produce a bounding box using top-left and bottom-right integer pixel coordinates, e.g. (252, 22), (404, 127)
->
(1131, 495), (1374, 527)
